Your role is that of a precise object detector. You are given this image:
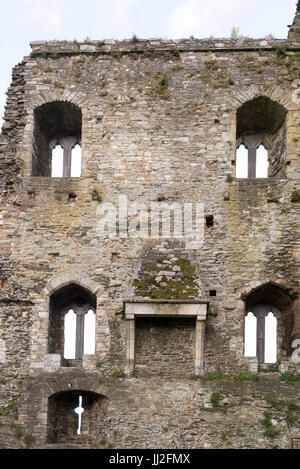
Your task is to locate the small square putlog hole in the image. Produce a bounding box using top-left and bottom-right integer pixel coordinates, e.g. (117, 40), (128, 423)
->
(205, 215), (214, 227)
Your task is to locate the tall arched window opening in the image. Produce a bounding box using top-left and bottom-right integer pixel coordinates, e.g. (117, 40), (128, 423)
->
(49, 284), (96, 366)
(236, 96), (287, 178)
(64, 309), (77, 359)
(32, 101), (82, 177)
(71, 144), (82, 178)
(256, 144), (269, 178)
(264, 312), (277, 363)
(236, 144), (248, 178)
(51, 144), (64, 177)
(244, 312), (257, 357)
(244, 283), (295, 366)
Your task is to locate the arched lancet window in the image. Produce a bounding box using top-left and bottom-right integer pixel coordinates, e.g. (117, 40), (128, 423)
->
(264, 311), (277, 363)
(51, 144), (64, 177)
(244, 312), (257, 357)
(84, 310), (96, 355)
(49, 284), (96, 365)
(64, 309), (77, 359)
(256, 144), (269, 178)
(236, 143), (248, 178)
(71, 144), (82, 178)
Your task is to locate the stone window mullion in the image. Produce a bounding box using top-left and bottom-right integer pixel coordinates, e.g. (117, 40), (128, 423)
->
(256, 313), (266, 364)
(243, 135), (262, 178)
(73, 306), (87, 360)
(60, 137), (77, 178)
(248, 147), (257, 178)
(63, 145), (72, 178)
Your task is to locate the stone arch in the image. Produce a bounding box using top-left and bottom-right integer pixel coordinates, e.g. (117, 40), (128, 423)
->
(43, 375), (111, 398)
(28, 89), (86, 113)
(44, 273), (102, 297)
(46, 388), (108, 445)
(228, 85), (291, 113)
(244, 281), (294, 307)
(236, 96), (287, 138)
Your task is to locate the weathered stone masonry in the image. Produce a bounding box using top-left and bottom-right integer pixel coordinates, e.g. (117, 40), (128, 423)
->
(0, 3), (300, 449)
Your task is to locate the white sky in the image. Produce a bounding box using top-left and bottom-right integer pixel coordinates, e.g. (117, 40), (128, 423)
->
(0, 0), (297, 125)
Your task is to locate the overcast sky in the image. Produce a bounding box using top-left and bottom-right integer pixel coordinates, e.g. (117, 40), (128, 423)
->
(0, 0), (297, 125)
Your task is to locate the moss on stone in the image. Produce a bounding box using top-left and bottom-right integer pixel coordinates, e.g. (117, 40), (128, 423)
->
(261, 411), (280, 439)
(280, 371), (300, 381)
(200, 370), (259, 382)
(133, 257), (199, 299)
(111, 369), (125, 378)
(92, 189), (102, 203)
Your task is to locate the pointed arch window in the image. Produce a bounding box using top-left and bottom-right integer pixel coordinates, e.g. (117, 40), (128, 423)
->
(51, 144), (64, 177)
(244, 283), (295, 363)
(236, 96), (287, 178)
(256, 144), (269, 178)
(71, 144), (82, 177)
(32, 101), (82, 177)
(49, 284), (96, 366)
(244, 311), (257, 357)
(236, 143), (248, 178)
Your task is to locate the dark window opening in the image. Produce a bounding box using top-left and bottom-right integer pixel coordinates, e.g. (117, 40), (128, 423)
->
(236, 97), (287, 178)
(47, 390), (107, 445)
(205, 215), (214, 227)
(209, 290), (217, 297)
(32, 101), (82, 177)
(68, 193), (77, 204)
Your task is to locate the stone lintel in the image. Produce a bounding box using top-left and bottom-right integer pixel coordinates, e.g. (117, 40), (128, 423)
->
(125, 301), (208, 319)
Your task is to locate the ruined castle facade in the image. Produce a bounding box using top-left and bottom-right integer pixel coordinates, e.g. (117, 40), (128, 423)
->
(0, 4), (299, 449)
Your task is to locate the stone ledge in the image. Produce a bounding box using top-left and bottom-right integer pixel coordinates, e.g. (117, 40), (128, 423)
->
(125, 301), (207, 319)
(29, 38), (300, 56)
(125, 298), (209, 304)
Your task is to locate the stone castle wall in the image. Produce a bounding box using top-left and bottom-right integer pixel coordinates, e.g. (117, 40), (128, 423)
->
(0, 17), (299, 449)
